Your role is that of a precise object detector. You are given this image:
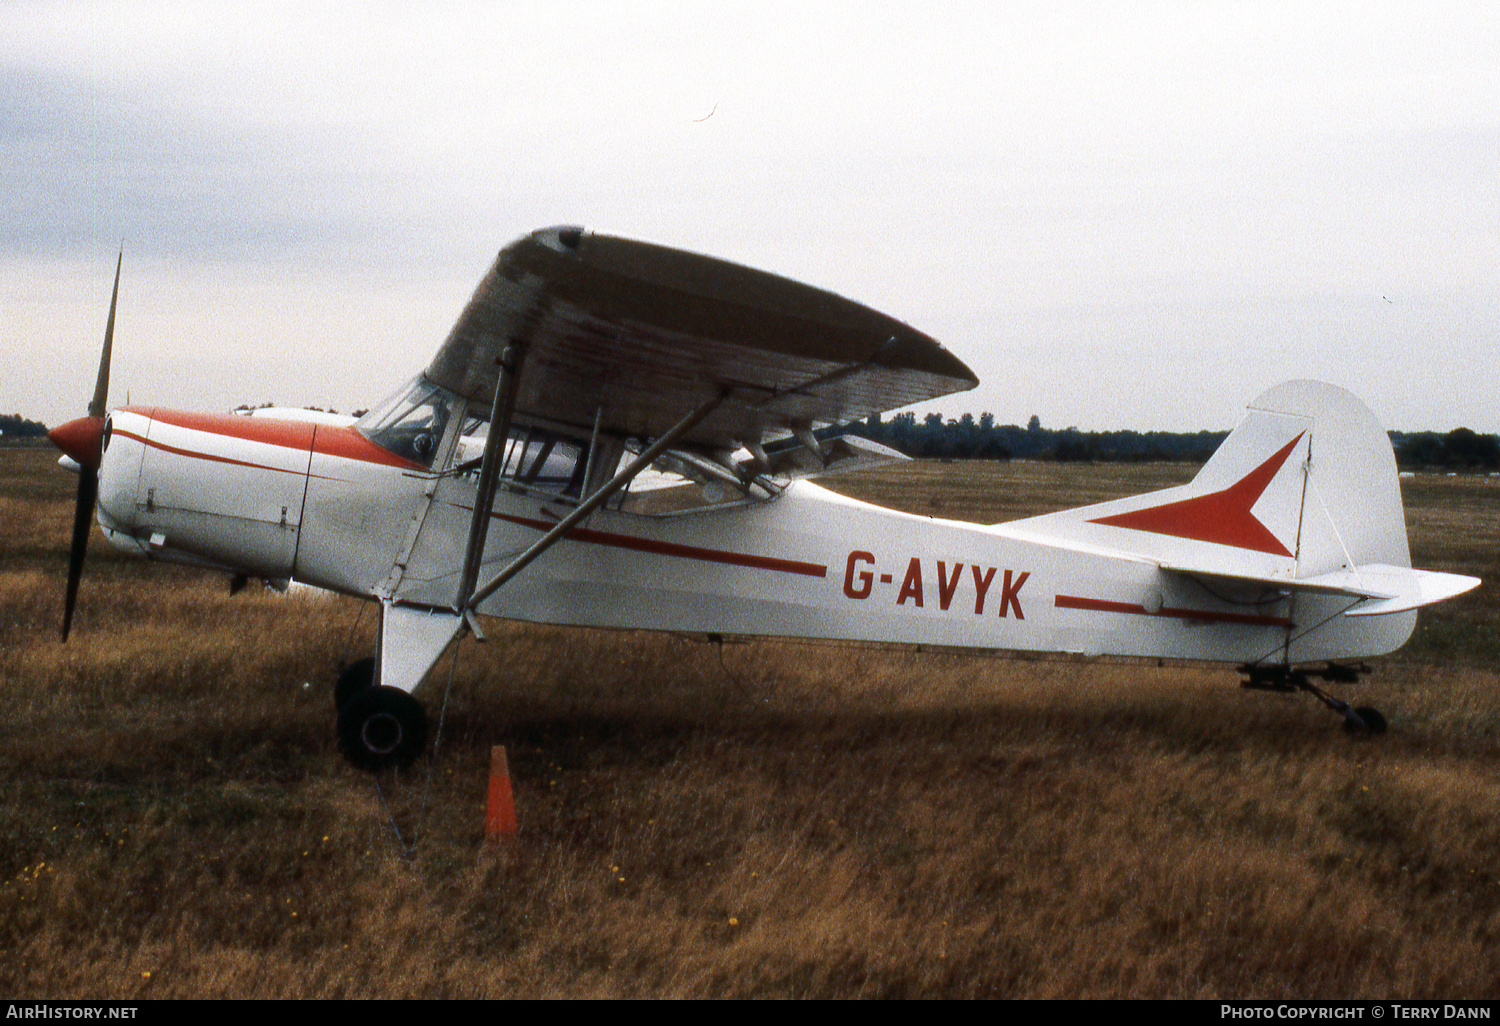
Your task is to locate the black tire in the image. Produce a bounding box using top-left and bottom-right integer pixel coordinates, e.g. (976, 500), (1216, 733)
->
(337, 686), (428, 772)
(334, 657), (376, 710)
(1344, 706), (1388, 736)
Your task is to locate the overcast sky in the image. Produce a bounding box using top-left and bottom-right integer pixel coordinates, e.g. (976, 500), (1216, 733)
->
(3, 1), (1496, 433)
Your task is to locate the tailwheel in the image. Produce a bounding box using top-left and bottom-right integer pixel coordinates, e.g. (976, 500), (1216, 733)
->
(334, 656), (376, 710)
(338, 685), (428, 772)
(1239, 662), (1386, 738)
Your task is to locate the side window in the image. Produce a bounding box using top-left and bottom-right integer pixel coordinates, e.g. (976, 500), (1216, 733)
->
(445, 425), (778, 514)
(453, 425), (587, 497)
(501, 431), (585, 492)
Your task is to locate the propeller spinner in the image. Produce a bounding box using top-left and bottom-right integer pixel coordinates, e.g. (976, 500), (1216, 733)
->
(49, 251), (120, 641)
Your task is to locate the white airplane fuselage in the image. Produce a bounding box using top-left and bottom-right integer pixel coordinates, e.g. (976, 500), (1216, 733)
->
(93, 404), (1417, 668)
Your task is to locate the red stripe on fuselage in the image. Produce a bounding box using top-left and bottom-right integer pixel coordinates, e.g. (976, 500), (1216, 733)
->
(120, 407), (424, 471)
(139, 408), (315, 449)
(312, 426), (427, 470)
(481, 509), (829, 578)
(113, 426), (301, 476)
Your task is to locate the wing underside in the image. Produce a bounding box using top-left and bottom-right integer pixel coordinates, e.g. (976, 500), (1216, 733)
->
(424, 227), (978, 449)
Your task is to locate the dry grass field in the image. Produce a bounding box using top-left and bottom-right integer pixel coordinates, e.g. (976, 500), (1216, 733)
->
(1, 447), (1497, 998)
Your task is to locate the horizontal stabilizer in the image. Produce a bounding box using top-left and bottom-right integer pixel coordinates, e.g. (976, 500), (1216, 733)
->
(1161, 560), (1480, 617)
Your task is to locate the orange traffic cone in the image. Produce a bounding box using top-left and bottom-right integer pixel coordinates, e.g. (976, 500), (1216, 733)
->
(486, 745), (519, 840)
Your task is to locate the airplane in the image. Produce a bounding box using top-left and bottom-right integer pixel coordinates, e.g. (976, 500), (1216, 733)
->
(48, 227), (1481, 771)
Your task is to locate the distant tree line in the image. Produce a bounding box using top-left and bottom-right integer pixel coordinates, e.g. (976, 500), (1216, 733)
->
(841, 411), (1230, 463)
(0, 413), (48, 439)
(838, 413), (1500, 471)
(1390, 429), (1500, 471)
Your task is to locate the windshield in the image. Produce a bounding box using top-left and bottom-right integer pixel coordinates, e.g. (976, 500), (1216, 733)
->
(356, 378), (454, 468)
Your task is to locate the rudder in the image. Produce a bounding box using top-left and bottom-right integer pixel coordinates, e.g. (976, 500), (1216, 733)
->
(1240, 380), (1409, 578)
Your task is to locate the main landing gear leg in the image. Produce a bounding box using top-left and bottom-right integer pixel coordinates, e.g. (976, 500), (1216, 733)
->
(1239, 663), (1387, 736)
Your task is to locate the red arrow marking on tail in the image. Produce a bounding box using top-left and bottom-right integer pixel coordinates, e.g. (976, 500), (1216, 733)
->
(1088, 432), (1305, 556)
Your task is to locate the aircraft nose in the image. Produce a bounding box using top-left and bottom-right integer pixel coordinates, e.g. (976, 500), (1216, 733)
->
(49, 416), (106, 468)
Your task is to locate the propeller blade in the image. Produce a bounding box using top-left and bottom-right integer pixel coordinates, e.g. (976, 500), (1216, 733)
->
(61, 466), (98, 641)
(89, 250), (121, 419)
(58, 251), (121, 641)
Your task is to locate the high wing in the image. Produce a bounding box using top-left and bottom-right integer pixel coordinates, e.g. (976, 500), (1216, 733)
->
(424, 226), (978, 449)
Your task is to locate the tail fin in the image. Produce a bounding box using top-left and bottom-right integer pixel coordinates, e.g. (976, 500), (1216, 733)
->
(1006, 381), (1476, 617)
(1110, 380), (1408, 577)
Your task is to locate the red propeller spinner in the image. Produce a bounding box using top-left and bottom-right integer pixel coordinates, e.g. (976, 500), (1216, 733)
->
(48, 416), (106, 469)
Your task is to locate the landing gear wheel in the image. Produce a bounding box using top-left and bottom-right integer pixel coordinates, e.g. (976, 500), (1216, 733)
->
(337, 686), (428, 772)
(334, 657), (376, 710)
(1344, 706), (1388, 736)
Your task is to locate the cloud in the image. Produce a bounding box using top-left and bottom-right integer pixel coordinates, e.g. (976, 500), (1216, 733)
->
(0, 64), (406, 266)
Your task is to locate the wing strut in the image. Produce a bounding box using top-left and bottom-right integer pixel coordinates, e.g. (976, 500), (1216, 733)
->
(455, 341), (528, 611)
(465, 388), (729, 613)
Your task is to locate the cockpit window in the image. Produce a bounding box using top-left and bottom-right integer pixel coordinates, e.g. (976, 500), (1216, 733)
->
(448, 423), (777, 514)
(502, 432), (585, 489)
(356, 378), (453, 468)
(453, 425), (588, 495)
